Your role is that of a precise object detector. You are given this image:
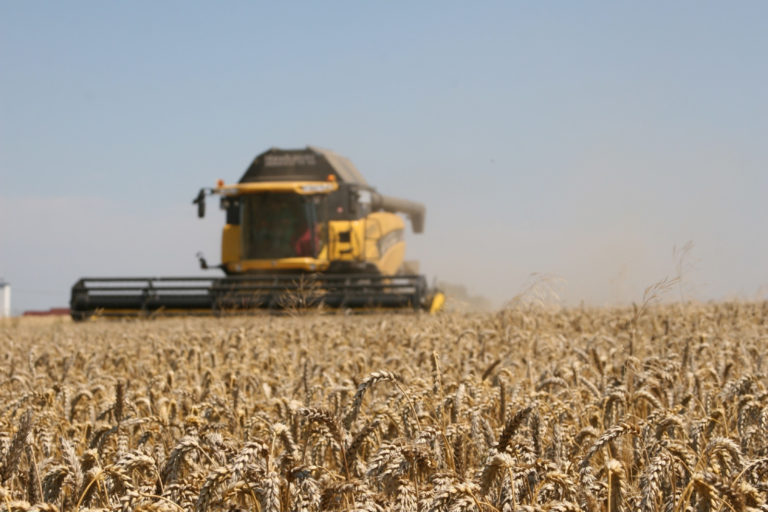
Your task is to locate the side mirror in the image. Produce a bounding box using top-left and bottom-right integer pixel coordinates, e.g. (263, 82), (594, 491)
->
(193, 189), (206, 218)
(196, 252), (209, 269)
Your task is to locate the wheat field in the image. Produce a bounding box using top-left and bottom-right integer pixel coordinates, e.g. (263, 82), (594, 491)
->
(0, 301), (767, 511)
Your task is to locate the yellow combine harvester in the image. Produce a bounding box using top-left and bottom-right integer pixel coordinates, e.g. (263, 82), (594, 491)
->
(70, 146), (444, 319)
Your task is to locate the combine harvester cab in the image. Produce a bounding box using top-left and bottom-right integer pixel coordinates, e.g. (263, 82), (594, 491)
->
(70, 146), (444, 319)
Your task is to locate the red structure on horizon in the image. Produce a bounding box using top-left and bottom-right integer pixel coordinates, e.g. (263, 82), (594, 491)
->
(22, 308), (70, 316)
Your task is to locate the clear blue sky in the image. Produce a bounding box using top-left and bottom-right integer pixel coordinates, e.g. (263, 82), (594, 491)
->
(2, 2), (767, 313)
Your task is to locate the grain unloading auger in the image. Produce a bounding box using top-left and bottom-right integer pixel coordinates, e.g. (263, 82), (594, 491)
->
(70, 147), (445, 320)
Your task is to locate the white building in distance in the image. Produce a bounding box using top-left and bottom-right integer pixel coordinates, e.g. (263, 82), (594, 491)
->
(0, 281), (10, 318)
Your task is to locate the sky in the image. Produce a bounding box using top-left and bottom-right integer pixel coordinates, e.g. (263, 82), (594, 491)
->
(1, 2), (767, 314)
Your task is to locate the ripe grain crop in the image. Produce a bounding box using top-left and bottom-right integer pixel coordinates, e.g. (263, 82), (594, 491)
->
(0, 301), (767, 511)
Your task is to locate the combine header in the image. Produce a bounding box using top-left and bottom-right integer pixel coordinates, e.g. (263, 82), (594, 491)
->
(70, 146), (444, 319)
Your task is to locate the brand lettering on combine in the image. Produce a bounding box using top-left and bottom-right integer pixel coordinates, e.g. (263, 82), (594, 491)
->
(264, 154), (317, 167)
(377, 229), (404, 256)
